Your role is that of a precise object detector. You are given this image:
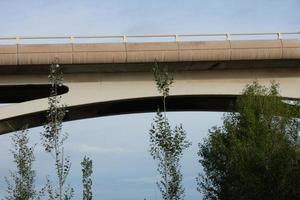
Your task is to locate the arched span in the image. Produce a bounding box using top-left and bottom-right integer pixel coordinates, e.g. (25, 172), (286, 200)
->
(0, 95), (236, 135)
(0, 38), (300, 135)
(1, 66), (300, 135)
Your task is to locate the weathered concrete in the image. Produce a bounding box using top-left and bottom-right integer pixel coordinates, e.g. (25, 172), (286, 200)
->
(1, 40), (300, 66)
(1, 67), (300, 134)
(0, 39), (300, 134)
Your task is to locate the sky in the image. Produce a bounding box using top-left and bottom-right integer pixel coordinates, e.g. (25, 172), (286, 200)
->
(0, 0), (299, 199)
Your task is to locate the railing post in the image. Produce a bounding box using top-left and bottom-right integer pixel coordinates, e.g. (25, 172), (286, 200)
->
(70, 36), (75, 43)
(175, 34), (179, 42)
(123, 35), (127, 43)
(16, 36), (20, 44)
(226, 33), (230, 40)
(277, 32), (282, 40)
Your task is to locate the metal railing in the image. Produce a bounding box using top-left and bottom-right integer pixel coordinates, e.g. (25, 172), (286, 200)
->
(0, 32), (299, 44)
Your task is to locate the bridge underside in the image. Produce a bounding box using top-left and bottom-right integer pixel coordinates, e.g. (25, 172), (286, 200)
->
(0, 38), (300, 134)
(0, 59), (300, 74)
(0, 95), (236, 134)
(0, 60), (300, 134)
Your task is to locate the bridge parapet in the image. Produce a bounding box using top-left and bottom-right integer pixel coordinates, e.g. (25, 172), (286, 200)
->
(0, 32), (300, 66)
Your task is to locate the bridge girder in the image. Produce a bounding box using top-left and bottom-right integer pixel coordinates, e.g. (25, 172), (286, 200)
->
(0, 39), (300, 134)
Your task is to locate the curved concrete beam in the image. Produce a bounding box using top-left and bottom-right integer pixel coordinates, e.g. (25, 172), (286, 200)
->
(0, 40), (300, 134)
(1, 67), (300, 134)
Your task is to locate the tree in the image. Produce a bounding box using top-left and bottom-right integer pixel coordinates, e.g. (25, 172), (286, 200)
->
(149, 63), (191, 200)
(4, 129), (43, 200)
(81, 156), (93, 200)
(41, 63), (73, 200)
(197, 82), (300, 200)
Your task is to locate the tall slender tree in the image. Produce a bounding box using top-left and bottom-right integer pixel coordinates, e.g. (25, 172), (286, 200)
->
(81, 156), (93, 200)
(149, 63), (191, 200)
(4, 129), (44, 200)
(197, 82), (300, 200)
(41, 62), (73, 200)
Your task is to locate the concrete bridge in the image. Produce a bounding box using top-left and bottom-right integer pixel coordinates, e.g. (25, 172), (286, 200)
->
(0, 32), (300, 134)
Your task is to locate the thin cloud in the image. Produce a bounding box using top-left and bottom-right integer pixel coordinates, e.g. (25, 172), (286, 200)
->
(67, 143), (133, 154)
(120, 176), (159, 184)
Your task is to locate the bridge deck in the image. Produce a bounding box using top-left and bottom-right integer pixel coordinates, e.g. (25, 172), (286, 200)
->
(0, 40), (300, 71)
(0, 35), (300, 134)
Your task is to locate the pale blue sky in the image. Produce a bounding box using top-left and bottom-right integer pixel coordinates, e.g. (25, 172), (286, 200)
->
(0, 0), (299, 199)
(0, 112), (223, 200)
(0, 0), (299, 36)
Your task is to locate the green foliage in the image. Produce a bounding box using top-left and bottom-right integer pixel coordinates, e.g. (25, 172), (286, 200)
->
(41, 63), (73, 200)
(197, 81), (300, 200)
(150, 111), (191, 200)
(150, 63), (191, 200)
(81, 156), (93, 200)
(41, 63), (66, 153)
(153, 62), (173, 98)
(45, 178), (73, 200)
(4, 129), (44, 200)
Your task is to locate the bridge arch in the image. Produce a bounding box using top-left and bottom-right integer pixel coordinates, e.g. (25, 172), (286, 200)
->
(1, 66), (300, 134)
(0, 34), (300, 134)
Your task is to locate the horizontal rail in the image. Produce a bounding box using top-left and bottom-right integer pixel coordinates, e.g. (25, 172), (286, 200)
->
(0, 32), (299, 44)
